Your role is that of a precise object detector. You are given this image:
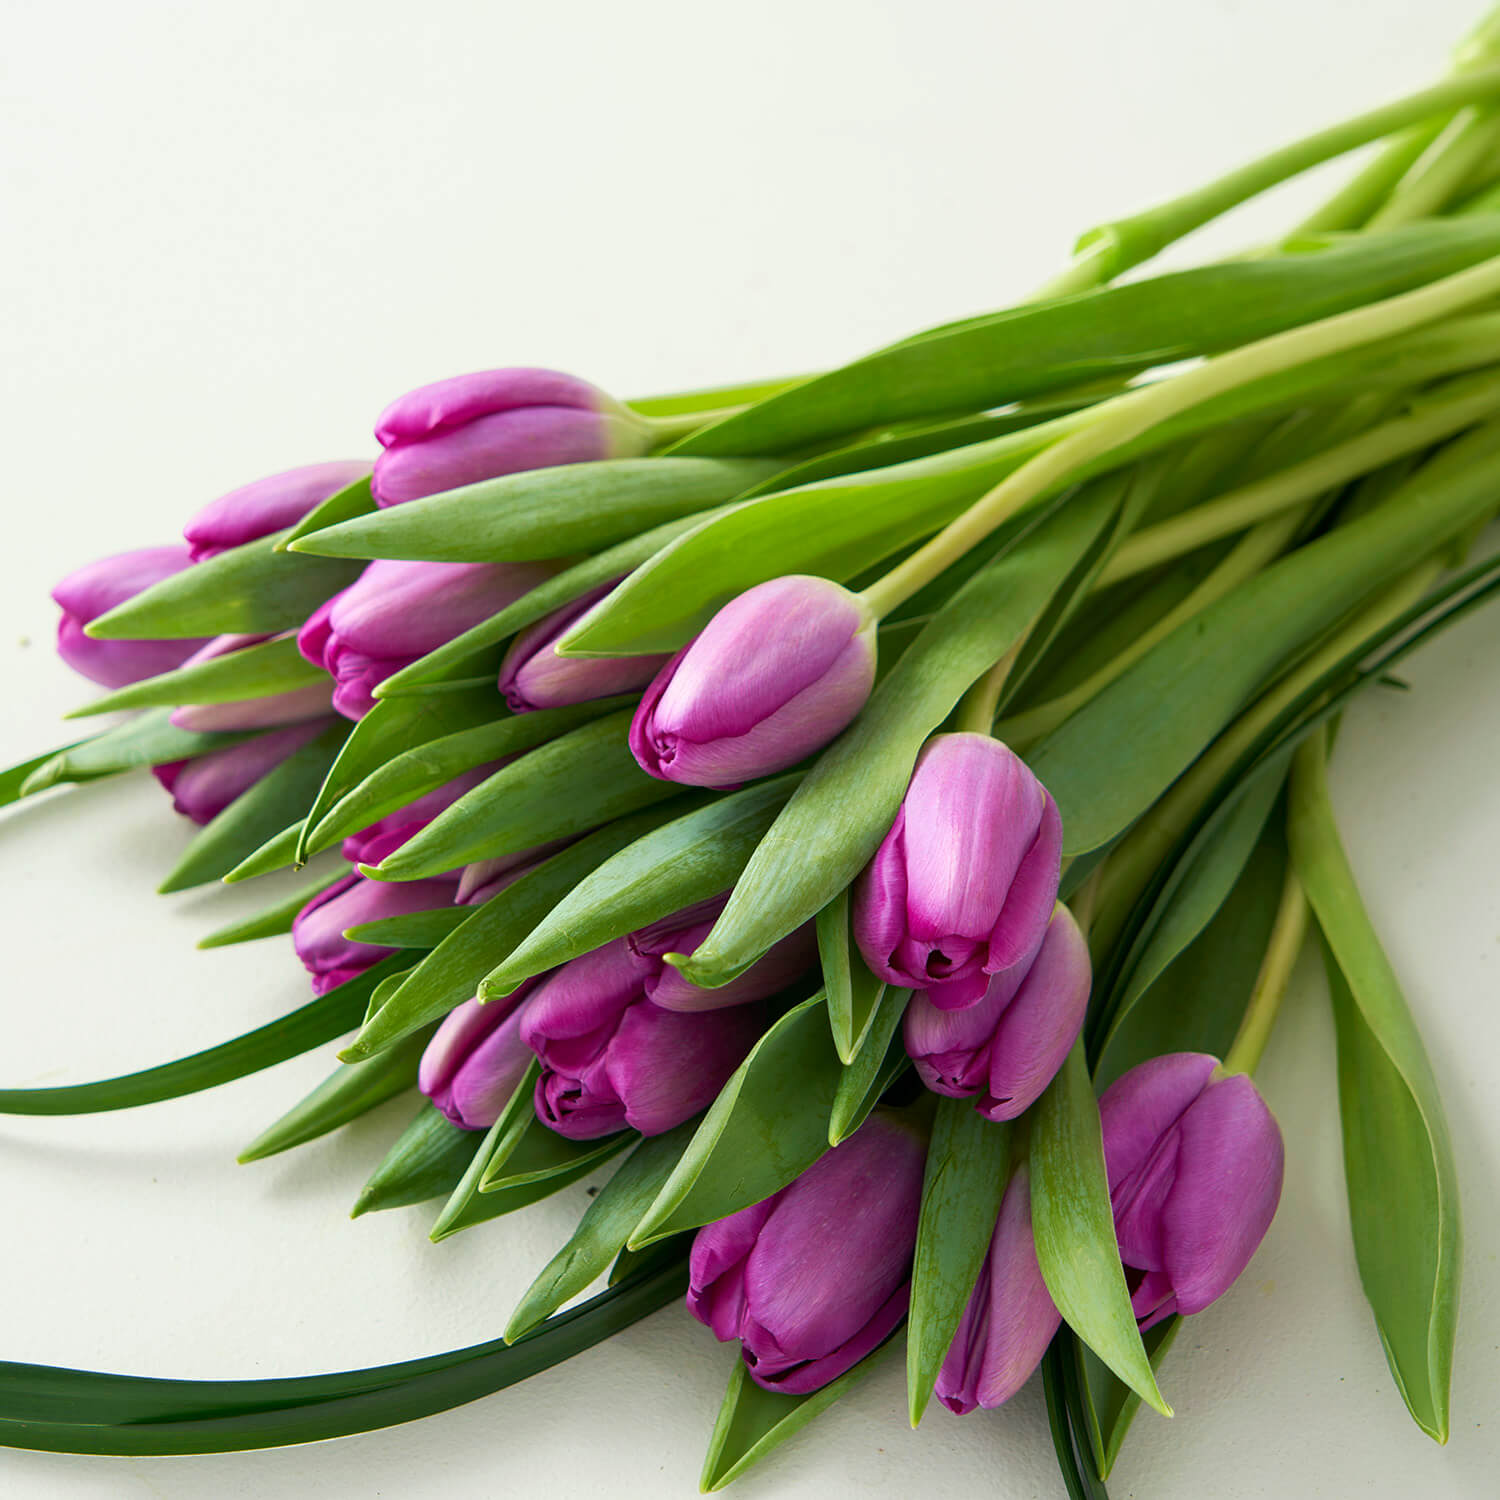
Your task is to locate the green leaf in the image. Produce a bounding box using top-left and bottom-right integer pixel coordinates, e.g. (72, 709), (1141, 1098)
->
(1030, 419), (1500, 854)
(275, 473), (374, 551)
(816, 888), (888, 1065)
(673, 221), (1500, 456)
(907, 1100), (1012, 1426)
(628, 995), (841, 1248)
(1288, 731), (1459, 1442)
(85, 529), (363, 640)
(368, 710), (679, 882)
(351, 1102), (482, 1216)
(481, 1121), (631, 1195)
(1077, 1321), (1180, 1480)
(222, 819), (306, 883)
(287, 457), (777, 562)
(237, 1025), (435, 1163)
(196, 868), (348, 948)
(0, 739), (96, 806)
(505, 1123), (699, 1340)
(342, 808), (698, 1062)
(19, 711), (253, 796)
(0, 956), (406, 1116)
(1029, 1043), (1171, 1418)
(699, 1338), (899, 1492)
(302, 699), (622, 861)
(295, 682), (507, 864)
(677, 482), (1121, 988)
(157, 723), (348, 893)
(345, 906), (470, 949)
(1043, 1338), (1113, 1500)
(480, 777), (798, 999)
(0, 1257), (688, 1454)
(827, 989), (911, 1146)
(629, 373), (809, 418)
(65, 635), (328, 718)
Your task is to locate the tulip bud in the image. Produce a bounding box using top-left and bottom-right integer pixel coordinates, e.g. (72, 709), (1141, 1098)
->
(182, 460), (370, 561)
(1099, 1053), (1284, 1330)
(165, 633), (334, 733)
(687, 1111), (926, 1393)
(629, 576), (878, 788)
(371, 367), (654, 507)
(903, 906), (1089, 1121)
(52, 546), (208, 688)
(298, 558), (558, 719)
(935, 1163), (1060, 1413)
(498, 580), (669, 712)
(152, 719), (333, 826)
(853, 734), (1062, 1009)
(339, 764), (506, 869)
(292, 870), (463, 995)
(419, 986), (539, 1130)
(520, 936), (769, 1139)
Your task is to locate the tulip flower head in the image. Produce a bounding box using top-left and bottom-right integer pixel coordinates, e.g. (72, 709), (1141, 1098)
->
(339, 764), (506, 869)
(936, 1163), (1060, 1413)
(687, 1111), (926, 1393)
(903, 904), (1089, 1121)
(498, 580), (669, 713)
(152, 719), (333, 826)
(629, 575), (878, 788)
(298, 558), (558, 719)
(854, 733), (1063, 1009)
(182, 460), (369, 561)
(1100, 1052), (1284, 1330)
(371, 367), (654, 507)
(52, 546), (207, 688)
(292, 869), (463, 995)
(419, 987), (539, 1131)
(519, 918), (780, 1139)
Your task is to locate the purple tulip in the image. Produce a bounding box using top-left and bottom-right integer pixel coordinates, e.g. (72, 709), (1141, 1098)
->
(339, 764), (506, 869)
(152, 720), (332, 826)
(903, 906), (1089, 1121)
(854, 734), (1063, 1009)
(686, 1111), (926, 1394)
(455, 843), (569, 905)
(182, 460), (369, 561)
(629, 576), (878, 788)
(1099, 1053), (1284, 1330)
(419, 986), (540, 1130)
(519, 936), (769, 1139)
(292, 870), (463, 995)
(498, 580), (669, 712)
(52, 546), (208, 688)
(298, 558), (558, 719)
(936, 1163), (1060, 1413)
(163, 632), (334, 733)
(371, 367), (653, 507)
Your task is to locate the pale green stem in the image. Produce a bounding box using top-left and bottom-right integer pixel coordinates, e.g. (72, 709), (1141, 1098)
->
(859, 250), (1500, 620)
(1097, 367), (1500, 588)
(642, 404), (752, 445)
(1284, 119), (1449, 240)
(1221, 865), (1310, 1076)
(954, 636), (1027, 735)
(1366, 106), (1500, 228)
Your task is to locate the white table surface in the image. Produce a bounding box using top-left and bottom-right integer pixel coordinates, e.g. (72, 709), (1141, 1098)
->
(3, 2), (1499, 1495)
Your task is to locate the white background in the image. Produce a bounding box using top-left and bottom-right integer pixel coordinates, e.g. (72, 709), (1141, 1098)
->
(3, 1), (1500, 1495)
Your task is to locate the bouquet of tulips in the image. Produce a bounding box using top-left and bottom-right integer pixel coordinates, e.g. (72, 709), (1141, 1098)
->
(9, 11), (1500, 1494)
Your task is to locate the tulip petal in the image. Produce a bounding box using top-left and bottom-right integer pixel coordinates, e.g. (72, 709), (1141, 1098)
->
(688, 1198), (777, 1343)
(1098, 1052), (1219, 1195)
(183, 460), (369, 561)
(374, 367), (604, 445)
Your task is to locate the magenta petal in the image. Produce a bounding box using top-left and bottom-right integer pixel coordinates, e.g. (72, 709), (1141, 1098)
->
(159, 720), (330, 824)
(687, 1197), (778, 1342)
(520, 941), (643, 1048)
(748, 1282), (910, 1394)
(170, 679), (333, 732)
(1099, 1052), (1219, 1195)
(445, 1002), (536, 1130)
(51, 545), (196, 624)
(291, 872), (461, 992)
(985, 792), (1064, 974)
(851, 810), (911, 986)
(374, 367), (605, 445)
(182, 460), (368, 560)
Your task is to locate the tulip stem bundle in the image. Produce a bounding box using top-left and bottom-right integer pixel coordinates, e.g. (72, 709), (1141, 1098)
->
(8, 12), (1500, 1497)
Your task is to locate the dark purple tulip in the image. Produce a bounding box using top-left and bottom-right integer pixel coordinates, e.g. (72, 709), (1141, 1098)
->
(935, 1163), (1059, 1413)
(292, 870), (463, 995)
(687, 1111), (926, 1394)
(182, 460), (369, 560)
(152, 719), (332, 826)
(903, 906), (1089, 1121)
(519, 937), (769, 1139)
(339, 764), (506, 869)
(419, 985), (539, 1130)
(298, 558), (558, 719)
(1099, 1053), (1284, 1330)
(52, 546), (208, 688)
(629, 575), (878, 788)
(854, 734), (1063, 1009)
(498, 580), (669, 712)
(166, 633), (334, 733)
(371, 367), (653, 507)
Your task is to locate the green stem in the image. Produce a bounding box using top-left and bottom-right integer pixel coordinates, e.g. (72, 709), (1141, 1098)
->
(1221, 864), (1310, 1076)
(954, 635), (1026, 734)
(1366, 106), (1500, 228)
(642, 404), (752, 445)
(860, 250), (1500, 619)
(1285, 119), (1450, 240)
